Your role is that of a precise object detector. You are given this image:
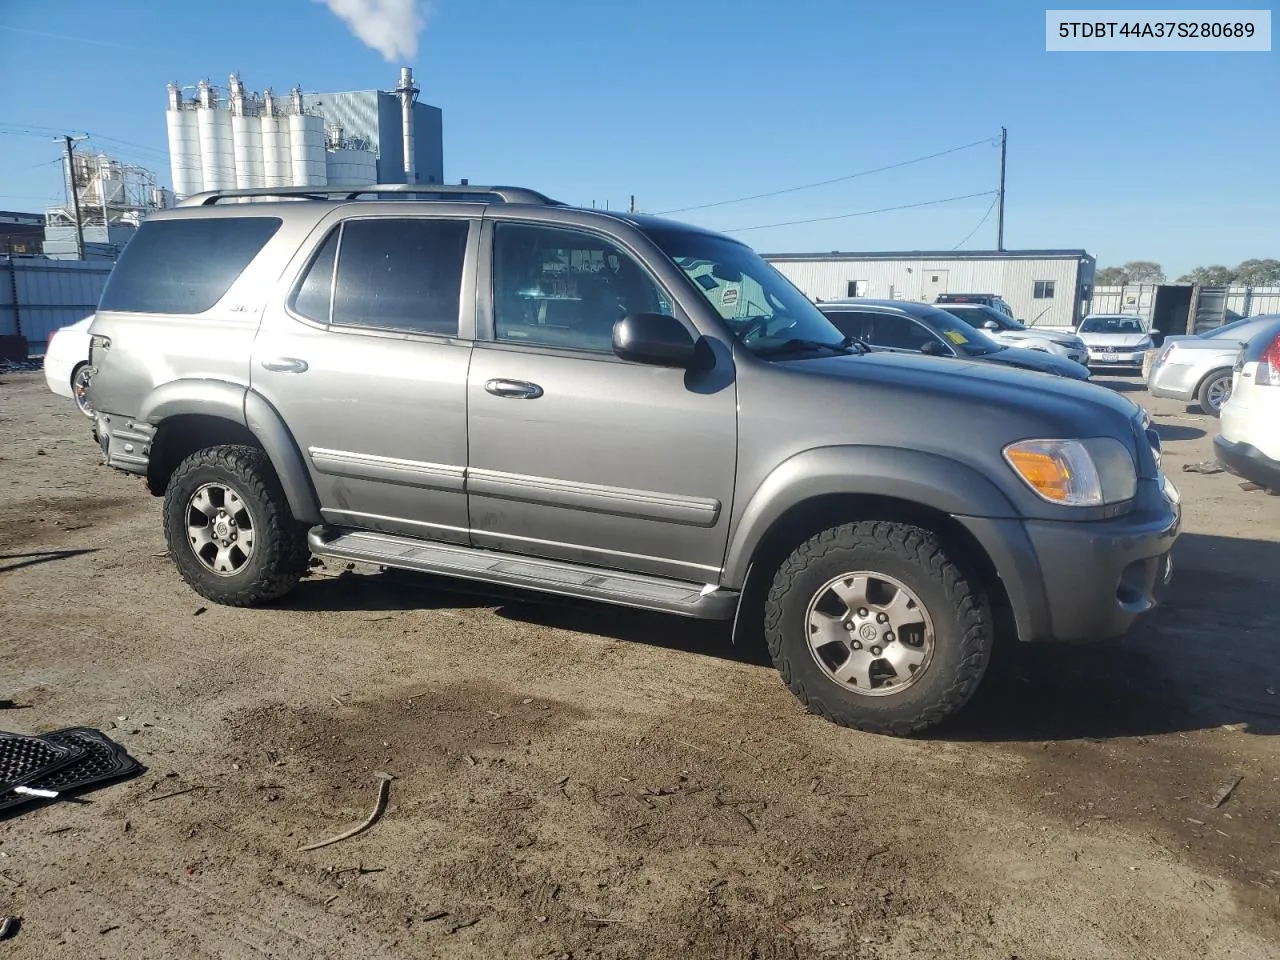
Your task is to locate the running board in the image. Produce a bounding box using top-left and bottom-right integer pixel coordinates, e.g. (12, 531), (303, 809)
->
(308, 528), (739, 620)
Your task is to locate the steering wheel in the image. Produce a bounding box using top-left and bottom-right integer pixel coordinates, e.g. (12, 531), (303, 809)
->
(736, 315), (771, 343)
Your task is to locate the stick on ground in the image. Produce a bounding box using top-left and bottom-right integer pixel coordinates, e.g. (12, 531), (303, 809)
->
(300, 772), (395, 852)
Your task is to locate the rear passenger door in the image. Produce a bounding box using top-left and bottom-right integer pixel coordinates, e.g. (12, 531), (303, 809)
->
(252, 210), (478, 542)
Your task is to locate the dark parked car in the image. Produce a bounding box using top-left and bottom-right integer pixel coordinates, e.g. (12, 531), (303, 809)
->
(817, 299), (1092, 381)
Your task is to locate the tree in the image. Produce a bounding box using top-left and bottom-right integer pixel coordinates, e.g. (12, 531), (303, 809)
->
(1177, 265), (1237, 284)
(1232, 258), (1280, 286)
(1123, 260), (1165, 283)
(1095, 266), (1128, 285)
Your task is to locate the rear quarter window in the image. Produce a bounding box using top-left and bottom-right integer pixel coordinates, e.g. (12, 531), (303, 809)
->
(98, 217), (283, 315)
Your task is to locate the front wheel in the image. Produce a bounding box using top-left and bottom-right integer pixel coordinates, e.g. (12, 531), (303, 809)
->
(162, 445), (309, 606)
(1197, 370), (1232, 417)
(764, 521), (993, 736)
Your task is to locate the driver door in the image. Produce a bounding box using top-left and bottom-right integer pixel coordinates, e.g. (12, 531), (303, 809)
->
(465, 220), (739, 584)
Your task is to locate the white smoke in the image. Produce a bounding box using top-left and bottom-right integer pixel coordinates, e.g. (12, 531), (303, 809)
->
(319, 0), (429, 62)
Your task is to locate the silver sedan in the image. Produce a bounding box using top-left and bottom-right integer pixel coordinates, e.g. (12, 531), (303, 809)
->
(1148, 314), (1280, 416)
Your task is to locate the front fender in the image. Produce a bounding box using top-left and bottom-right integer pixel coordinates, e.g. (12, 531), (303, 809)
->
(721, 445), (1019, 587)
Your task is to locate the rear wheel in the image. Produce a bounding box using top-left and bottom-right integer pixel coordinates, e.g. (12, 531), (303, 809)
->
(1196, 369), (1232, 416)
(162, 445), (309, 606)
(764, 521), (992, 736)
(71, 362), (94, 417)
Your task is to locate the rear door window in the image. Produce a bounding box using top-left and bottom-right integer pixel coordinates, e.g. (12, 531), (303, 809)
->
(98, 217), (282, 314)
(330, 219), (469, 336)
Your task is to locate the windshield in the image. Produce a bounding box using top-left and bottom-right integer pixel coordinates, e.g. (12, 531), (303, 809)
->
(646, 228), (850, 356)
(937, 303), (1024, 331)
(914, 306), (1005, 357)
(1080, 316), (1145, 334)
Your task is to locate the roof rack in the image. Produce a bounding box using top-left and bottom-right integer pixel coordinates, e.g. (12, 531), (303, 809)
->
(177, 183), (562, 208)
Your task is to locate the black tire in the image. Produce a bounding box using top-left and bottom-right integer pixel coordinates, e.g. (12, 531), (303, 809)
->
(763, 521), (992, 736)
(162, 445), (309, 606)
(1196, 369), (1232, 417)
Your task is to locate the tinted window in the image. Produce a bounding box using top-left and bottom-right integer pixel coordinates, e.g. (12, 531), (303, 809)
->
(99, 217), (282, 315)
(290, 229), (339, 323)
(332, 219), (468, 335)
(819, 310), (861, 340)
(864, 313), (943, 352)
(492, 223), (672, 352)
(1034, 281), (1055, 299)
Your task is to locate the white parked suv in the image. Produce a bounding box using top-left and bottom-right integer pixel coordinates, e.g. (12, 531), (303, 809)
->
(933, 302), (1088, 364)
(1216, 317), (1280, 490)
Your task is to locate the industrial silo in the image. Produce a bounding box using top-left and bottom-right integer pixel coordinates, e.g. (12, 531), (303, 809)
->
(287, 87), (326, 186)
(196, 80), (236, 191)
(165, 83), (203, 199)
(260, 89), (293, 187)
(229, 73), (264, 190)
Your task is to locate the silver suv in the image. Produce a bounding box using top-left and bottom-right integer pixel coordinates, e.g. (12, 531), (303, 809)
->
(87, 184), (1180, 736)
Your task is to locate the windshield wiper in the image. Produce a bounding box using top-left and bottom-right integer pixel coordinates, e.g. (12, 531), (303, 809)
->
(755, 337), (862, 358)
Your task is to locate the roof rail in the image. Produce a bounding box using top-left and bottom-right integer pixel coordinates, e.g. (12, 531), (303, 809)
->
(176, 183), (562, 208)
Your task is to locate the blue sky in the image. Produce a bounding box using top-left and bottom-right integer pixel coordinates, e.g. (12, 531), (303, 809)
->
(0, 0), (1275, 276)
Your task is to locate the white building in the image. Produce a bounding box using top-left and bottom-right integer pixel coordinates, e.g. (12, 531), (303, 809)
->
(764, 249), (1097, 329)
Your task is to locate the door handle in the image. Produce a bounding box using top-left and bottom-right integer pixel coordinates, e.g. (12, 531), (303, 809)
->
(261, 357), (309, 373)
(485, 378), (543, 399)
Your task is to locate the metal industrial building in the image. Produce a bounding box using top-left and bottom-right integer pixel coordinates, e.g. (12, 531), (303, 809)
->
(765, 249), (1097, 329)
(165, 67), (442, 200)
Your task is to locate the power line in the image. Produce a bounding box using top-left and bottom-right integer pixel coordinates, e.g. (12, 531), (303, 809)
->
(951, 194), (999, 250)
(723, 190), (998, 234)
(656, 135), (999, 216)
(0, 24), (138, 50)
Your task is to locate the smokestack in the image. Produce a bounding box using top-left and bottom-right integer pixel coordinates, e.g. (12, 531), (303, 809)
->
(395, 66), (419, 184)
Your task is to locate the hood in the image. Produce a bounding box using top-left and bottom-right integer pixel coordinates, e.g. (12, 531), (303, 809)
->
(981, 346), (1091, 380)
(1080, 331), (1149, 347)
(773, 349), (1140, 431)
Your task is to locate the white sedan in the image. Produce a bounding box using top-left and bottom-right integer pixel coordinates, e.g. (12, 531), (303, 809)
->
(933, 302), (1088, 364)
(1077, 314), (1154, 371)
(42, 315), (95, 417)
(1216, 317), (1280, 490)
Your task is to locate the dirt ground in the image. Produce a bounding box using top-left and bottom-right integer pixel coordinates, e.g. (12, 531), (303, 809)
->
(1, 368), (1278, 960)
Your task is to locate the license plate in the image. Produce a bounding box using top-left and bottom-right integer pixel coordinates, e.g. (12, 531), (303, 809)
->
(1093, 355), (1121, 362)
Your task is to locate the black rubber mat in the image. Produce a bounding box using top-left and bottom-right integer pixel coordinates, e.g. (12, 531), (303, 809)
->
(0, 731), (87, 793)
(0, 728), (144, 813)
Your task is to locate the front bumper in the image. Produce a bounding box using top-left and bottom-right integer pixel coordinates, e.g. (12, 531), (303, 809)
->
(1087, 350), (1146, 368)
(1215, 435), (1280, 490)
(960, 477), (1180, 644)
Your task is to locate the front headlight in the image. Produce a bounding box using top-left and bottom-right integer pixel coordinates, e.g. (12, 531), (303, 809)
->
(1003, 438), (1137, 506)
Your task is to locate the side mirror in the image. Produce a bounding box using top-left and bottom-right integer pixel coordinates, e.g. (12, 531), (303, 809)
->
(982, 320), (1000, 331)
(613, 313), (698, 368)
(920, 340), (949, 357)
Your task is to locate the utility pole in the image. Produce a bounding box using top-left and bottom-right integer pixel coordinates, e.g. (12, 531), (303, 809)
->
(996, 126), (1007, 252)
(58, 135), (89, 260)
(629, 194), (636, 214)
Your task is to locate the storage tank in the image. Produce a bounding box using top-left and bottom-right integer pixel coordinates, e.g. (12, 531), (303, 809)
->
(231, 115), (264, 189)
(195, 81), (235, 192)
(288, 112), (327, 186)
(228, 72), (264, 190)
(325, 148), (377, 185)
(165, 83), (203, 198)
(259, 89), (292, 187)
